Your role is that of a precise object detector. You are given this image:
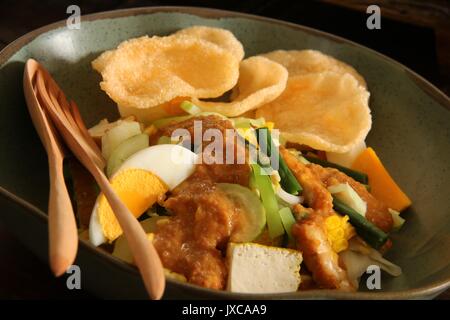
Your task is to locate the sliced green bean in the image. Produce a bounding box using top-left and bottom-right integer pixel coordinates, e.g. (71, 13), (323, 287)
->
(256, 128), (302, 195)
(332, 197), (388, 249)
(304, 155), (368, 184)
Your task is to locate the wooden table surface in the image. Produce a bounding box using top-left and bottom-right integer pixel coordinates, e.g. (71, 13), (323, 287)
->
(0, 0), (449, 299)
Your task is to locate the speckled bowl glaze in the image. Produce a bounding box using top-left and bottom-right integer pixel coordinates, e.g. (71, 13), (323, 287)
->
(0, 7), (449, 299)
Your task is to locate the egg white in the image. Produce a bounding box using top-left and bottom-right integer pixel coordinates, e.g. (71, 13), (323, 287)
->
(89, 144), (198, 246)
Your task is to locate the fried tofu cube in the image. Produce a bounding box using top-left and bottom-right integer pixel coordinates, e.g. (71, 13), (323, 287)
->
(226, 242), (302, 293)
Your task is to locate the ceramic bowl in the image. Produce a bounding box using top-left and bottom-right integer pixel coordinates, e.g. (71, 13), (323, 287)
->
(0, 6), (449, 299)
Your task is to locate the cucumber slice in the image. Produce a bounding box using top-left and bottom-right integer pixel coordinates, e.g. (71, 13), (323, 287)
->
(101, 121), (142, 160)
(217, 183), (266, 243)
(113, 216), (168, 263)
(140, 216), (169, 233)
(106, 133), (149, 177)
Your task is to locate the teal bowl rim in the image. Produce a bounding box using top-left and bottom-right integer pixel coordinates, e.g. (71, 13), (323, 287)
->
(0, 6), (449, 299)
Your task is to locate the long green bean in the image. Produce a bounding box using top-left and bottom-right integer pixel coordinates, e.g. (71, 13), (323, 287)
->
(333, 197), (388, 249)
(256, 127), (302, 195)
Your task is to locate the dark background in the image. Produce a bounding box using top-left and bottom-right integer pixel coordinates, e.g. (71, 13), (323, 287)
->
(0, 0), (448, 299)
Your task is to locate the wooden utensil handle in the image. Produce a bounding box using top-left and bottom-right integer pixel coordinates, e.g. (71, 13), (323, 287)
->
(90, 165), (165, 300)
(48, 155), (78, 276)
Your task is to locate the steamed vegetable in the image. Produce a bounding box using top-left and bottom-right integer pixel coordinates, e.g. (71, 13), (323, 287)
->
(251, 164), (284, 239)
(106, 133), (149, 177)
(231, 117), (266, 129)
(236, 127), (258, 147)
(304, 155), (368, 184)
(180, 100), (202, 115)
(328, 183), (367, 217)
(88, 116), (136, 143)
(332, 197), (388, 249)
(341, 238), (402, 288)
(218, 183), (266, 242)
(112, 216), (165, 263)
(278, 207), (296, 241)
(276, 187), (302, 206)
(256, 127), (302, 195)
(101, 120), (142, 160)
(352, 147), (411, 211)
(389, 208), (405, 231)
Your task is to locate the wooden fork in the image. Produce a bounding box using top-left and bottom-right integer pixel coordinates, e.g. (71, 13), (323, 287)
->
(28, 59), (165, 300)
(23, 61), (78, 277)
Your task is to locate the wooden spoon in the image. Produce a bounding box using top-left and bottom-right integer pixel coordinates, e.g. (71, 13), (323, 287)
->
(32, 60), (165, 300)
(23, 60), (78, 277)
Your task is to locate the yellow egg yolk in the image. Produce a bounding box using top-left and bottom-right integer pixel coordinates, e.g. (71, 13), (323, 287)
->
(98, 168), (168, 242)
(325, 214), (356, 253)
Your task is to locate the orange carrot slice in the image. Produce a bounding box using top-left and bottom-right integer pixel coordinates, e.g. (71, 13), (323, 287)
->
(352, 147), (411, 212)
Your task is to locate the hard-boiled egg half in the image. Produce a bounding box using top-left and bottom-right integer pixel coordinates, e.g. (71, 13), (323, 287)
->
(89, 144), (198, 246)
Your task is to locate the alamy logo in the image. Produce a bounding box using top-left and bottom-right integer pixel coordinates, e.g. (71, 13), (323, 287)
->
(170, 121), (280, 173)
(66, 265), (81, 290)
(366, 5), (381, 30)
(366, 265), (381, 290)
(66, 5), (81, 30)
